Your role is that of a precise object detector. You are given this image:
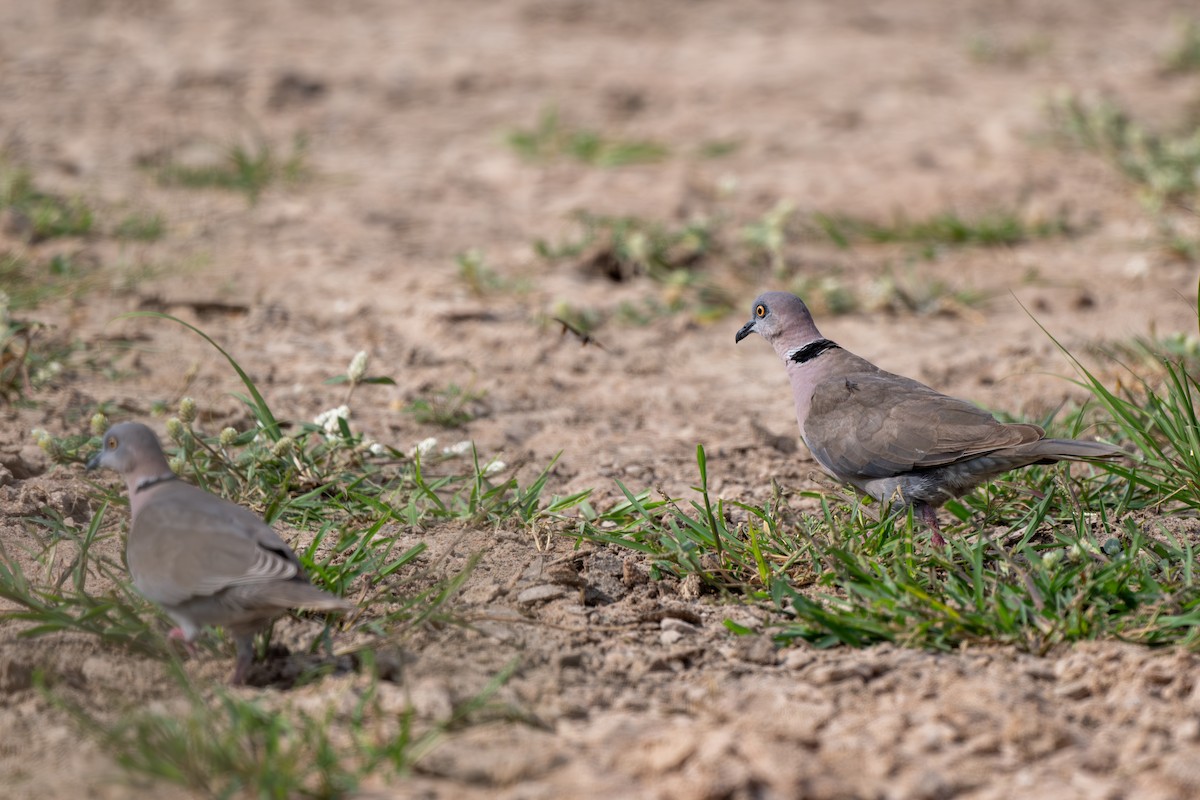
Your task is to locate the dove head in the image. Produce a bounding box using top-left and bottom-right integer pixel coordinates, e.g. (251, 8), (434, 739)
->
(88, 422), (174, 488)
(735, 292), (823, 355)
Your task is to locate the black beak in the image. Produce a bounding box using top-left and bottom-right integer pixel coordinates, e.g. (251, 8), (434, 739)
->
(735, 319), (756, 343)
(86, 452), (101, 470)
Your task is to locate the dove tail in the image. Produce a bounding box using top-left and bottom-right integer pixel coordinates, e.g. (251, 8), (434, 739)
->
(1016, 438), (1125, 463)
(260, 580), (354, 612)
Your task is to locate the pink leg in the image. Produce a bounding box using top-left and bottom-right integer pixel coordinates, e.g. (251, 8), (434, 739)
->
(916, 504), (947, 548)
(168, 627), (199, 657)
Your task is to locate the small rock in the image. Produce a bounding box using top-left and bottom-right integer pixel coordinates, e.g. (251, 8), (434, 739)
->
(660, 630), (685, 646)
(622, 557), (649, 586)
(782, 648), (816, 670)
(732, 635), (778, 666)
(517, 584), (567, 605)
(678, 573), (702, 600)
(409, 678), (454, 719)
(1055, 678), (1092, 700)
(1174, 718), (1200, 743)
(660, 617), (698, 635)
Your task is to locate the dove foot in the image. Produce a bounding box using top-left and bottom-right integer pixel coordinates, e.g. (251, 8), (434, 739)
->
(167, 627), (198, 656)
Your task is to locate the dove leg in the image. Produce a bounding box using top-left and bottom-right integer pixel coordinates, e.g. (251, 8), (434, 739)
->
(231, 631), (257, 685)
(915, 503), (947, 548)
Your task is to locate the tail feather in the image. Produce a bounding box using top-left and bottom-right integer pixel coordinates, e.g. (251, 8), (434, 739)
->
(239, 580), (354, 613)
(1003, 438), (1125, 463)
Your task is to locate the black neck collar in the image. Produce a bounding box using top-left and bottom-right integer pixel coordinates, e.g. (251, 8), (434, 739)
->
(135, 473), (179, 493)
(788, 339), (841, 365)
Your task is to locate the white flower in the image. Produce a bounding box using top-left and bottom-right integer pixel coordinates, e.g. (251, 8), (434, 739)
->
(32, 360), (62, 385)
(408, 437), (438, 458)
(441, 440), (474, 457)
(483, 459), (506, 476)
(313, 405), (351, 436)
(358, 436), (387, 456)
(347, 351), (368, 384)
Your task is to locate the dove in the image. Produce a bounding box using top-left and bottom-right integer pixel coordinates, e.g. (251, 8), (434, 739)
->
(87, 422), (352, 684)
(735, 291), (1123, 546)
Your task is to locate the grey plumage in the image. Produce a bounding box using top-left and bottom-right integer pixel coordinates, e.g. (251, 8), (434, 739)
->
(88, 422), (352, 683)
(736, 291), (1123, 545)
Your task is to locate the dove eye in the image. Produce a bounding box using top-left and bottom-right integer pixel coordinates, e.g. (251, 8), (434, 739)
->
(107, 437), (117, 449)
(756, 304), (766, 318)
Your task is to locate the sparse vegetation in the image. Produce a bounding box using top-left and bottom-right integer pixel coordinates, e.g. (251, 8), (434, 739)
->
(0, 501), (166, 656)
(403, 383), (486, 428)
(0, 163), (94, 241)
(455, 249), (529, 296)
(53, 657), (521, 799)
(1162, 18), (1200, 74)
(1047, 93), (1200, 260)
(533, 202), (1013, 325)
(0, 288), (73, 403)
(810, 208), (1071, 251)
(1048, 93), (1200, 210)
(864, 266), (992, 316)
(507, 107), (668, 167)
(967, 32), (1053, 66)
(535, 210), (734, 319)
(114, 211), (166, 242)
(153, 135), (308, 205)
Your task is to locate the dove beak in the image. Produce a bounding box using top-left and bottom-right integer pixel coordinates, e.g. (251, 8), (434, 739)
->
(86, 452), (102, 471)
(735, 319), (756, 343)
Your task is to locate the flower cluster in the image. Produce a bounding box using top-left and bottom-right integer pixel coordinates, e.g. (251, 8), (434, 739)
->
(313, 405), (351, 437)
(404, 435), (506, 475)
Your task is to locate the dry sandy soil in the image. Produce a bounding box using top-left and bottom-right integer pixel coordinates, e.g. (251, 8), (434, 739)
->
(3, 1), (1200, 798)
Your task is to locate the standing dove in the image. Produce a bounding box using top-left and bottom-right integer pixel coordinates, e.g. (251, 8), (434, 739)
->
(735, 291), (1123, 546)
(88, 422), (352, 683)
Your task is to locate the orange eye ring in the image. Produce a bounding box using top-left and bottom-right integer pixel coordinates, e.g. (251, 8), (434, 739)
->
(107, 438), (117, 449)
(755, 304), (766, 318)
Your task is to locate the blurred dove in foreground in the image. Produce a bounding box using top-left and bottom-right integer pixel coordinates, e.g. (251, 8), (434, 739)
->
(88, 422), (352, 684)
(735, 291), (1123, 546)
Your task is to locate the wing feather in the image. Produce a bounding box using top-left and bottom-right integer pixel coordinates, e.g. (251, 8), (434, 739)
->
(805, 370), (1044, 482)
(128, 483), (302, 607)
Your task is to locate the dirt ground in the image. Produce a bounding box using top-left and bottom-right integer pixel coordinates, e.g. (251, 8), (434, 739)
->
(4, 1), (1200, 797)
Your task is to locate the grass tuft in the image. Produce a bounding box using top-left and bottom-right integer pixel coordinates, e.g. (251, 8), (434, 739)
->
(0, 502), (166, 656)
(0, 163), (94, 241)
(153, 135), (307, 205)
(403, 384), (486, 428)
(1048, 93), (1200, 210)
(810, 208), (1071, 251)
(508, 107), (668, 168)
(1163, 18), (1200, 74)
(52, 657), (522, 799)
